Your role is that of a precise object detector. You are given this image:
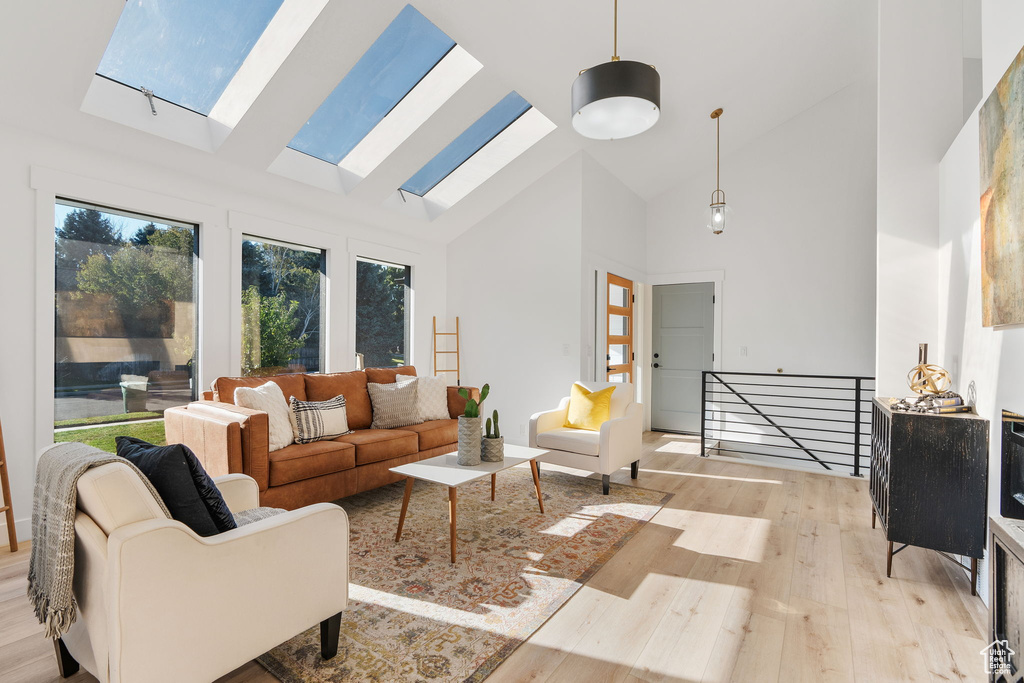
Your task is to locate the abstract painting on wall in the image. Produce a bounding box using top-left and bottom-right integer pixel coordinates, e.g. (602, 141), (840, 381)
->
(980, 42), (1024, 327)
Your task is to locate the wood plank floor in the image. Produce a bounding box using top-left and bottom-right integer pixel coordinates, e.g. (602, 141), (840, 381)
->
(0, 432), (988, 682)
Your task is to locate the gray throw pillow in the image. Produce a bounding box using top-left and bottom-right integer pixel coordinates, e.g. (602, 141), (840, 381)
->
(367, 380), (420, 429)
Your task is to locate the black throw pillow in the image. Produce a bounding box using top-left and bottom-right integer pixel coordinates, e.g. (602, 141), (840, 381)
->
(115, 437), (237, 537)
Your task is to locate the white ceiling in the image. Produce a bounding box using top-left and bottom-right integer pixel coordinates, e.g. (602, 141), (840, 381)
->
(0, 0), (876, 244)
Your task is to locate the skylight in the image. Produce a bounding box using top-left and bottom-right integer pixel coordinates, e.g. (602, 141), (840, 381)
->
(96, 0), (285, 116)
(401, 92), (532, 196)
(288, 5), (466, 171)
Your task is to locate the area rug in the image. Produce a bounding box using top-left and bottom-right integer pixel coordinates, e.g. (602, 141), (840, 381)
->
(258, 466), (669, 682)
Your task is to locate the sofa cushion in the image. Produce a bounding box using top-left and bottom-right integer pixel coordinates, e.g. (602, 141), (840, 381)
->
(304, 371), (372, 429)
(268, 441), (356, 487)
(334, 429), (418, 466)
(115, 437), (236, 536)
(212, 374), (306, 405)
(397, 374), (450, 421)
(367, 380), (420, 429)
(535, 427), (601, 456)
(289, 395), (353, 444)
(364, 366), (416, 384)
(234, 381), (293, 452)
(402, 419), (458, 451)
(564, 384), (615, 431)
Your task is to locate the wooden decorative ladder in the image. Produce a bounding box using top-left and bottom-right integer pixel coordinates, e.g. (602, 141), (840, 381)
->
(432, 316), (460, 385)
(0, 419), (18, 552)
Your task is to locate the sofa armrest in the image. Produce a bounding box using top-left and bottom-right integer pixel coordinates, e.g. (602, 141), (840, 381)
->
(106, 504), (348, 683)
(447, 385), (479, 418)
(164, 401), (270, 492)
(213, 474), (259, 513)
(598, 402), (643, 471)
(529, 397), (571, 447)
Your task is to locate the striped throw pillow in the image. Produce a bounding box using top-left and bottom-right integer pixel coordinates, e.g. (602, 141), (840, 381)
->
(289, 395), (353, 444)
(367, 380), (420, 429)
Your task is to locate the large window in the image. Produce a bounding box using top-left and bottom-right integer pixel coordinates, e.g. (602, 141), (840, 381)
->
(356, 258), (410, 368)
(241, 237), (324, 376)
(54, 200), (198, 445)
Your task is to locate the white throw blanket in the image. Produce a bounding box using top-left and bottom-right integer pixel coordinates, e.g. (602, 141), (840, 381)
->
(28, 442), (170, 638)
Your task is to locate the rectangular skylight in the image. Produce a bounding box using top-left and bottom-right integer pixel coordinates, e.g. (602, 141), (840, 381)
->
(288, 5), (460, 167)
(97, 0), (285, 116)
(401, 92), (533, 197)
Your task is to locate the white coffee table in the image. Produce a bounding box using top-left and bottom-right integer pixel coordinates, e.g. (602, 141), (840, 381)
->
(390, 444), (549, 563)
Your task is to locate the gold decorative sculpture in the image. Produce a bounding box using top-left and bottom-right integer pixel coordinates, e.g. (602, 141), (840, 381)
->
(907, 343), (952, 395)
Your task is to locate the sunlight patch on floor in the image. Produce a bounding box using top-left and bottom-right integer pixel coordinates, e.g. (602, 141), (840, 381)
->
(350, 575), (579, 634)
(643, 468), (783, 485)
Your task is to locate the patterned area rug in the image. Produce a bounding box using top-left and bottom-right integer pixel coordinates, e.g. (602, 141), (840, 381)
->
(258, 465), (669, 682)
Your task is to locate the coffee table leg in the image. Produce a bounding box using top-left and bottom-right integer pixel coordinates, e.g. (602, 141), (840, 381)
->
(530, 460), (544, 514)
(395, 477), (414, 542)
(448, 486), (457, 563)
(491, 473), (496, 501)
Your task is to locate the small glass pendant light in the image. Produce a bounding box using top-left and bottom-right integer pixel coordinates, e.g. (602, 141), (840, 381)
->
(708, 108), (727, 235)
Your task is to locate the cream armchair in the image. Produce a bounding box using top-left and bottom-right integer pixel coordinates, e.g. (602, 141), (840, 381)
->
(55, 457), (349, 683)
(530, 381), (642, 494)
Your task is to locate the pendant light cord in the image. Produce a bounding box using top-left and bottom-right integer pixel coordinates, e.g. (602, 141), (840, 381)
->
(716, 115), (720, 191)
(612, 0), (619, 61)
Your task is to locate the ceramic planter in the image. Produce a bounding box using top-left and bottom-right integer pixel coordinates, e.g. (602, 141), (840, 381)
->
(457, 416), (482, 465)
(481, 436), (504, 462)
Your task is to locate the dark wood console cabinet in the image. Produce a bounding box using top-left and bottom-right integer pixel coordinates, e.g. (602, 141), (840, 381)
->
(992, 517), (1024, 681)
(870, 398), (989, 594)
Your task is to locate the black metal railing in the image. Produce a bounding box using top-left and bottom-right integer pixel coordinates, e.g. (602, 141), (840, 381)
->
(701, 371), (875, 477)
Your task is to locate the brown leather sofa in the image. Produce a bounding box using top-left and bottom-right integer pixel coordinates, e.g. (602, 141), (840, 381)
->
(164, 366), (476, 510)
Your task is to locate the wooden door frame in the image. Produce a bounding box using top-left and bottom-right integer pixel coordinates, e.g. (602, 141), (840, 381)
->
(642, 270), (724, 432)
(606, 273), (634, 382)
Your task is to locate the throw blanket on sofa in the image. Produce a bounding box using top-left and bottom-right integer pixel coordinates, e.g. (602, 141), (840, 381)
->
(28, 442), (171, 639)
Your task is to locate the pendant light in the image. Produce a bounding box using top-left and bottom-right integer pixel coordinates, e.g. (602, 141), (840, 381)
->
(708, 108), (727, 234)
(571, 0), (660, 140)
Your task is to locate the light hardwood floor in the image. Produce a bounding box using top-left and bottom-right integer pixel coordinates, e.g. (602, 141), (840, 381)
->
(0, 432), (989, 682)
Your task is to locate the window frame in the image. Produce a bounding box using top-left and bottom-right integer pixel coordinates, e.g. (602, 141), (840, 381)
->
(354, 255), (412, 370)
(239, 233), (327, 376)
(52, 196), (201, 431)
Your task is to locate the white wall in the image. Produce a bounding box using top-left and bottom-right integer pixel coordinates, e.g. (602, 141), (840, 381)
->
(0, 121), (447, 544)
(581, 153), (648, 384)
(936, 0), (1024, 602)
(646, 80), (878, 378)
(445, 151), (650, 445)
(875, 0), (966, 396)
(446, 155), (583, 444)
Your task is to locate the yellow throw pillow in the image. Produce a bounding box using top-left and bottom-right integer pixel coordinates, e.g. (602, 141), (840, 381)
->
(564, 384), (616, 431)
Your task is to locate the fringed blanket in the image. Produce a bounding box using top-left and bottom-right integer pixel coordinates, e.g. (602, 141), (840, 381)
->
(28, 442), (170, 638)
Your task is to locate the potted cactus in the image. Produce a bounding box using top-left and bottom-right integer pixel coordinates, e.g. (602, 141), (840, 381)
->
(481, 409), (504, 462)
(456, 384), (489, 465)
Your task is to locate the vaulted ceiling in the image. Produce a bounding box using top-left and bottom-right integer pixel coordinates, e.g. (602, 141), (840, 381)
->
(0, 0), (876, 244)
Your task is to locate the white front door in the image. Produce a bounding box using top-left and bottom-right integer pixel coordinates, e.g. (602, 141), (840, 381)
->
(651, 282), (715, 433)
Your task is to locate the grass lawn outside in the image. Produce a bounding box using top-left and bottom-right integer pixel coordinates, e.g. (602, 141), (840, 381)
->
(55, 411), (162, 429)
(54, 420), (166, 453)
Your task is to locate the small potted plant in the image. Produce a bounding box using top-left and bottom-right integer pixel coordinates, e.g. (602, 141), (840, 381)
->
(456, 384), (489, 465)
(481, 409), (504, 462)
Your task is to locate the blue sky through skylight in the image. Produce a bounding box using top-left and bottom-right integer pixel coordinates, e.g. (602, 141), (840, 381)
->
(288, 5), (455, 165)
(401, 92), (532, 197)
(97, 0), (284, 116)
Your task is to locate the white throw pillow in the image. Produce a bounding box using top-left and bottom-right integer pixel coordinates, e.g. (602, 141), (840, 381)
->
(397, 373), (450, 422)
(289, 395), (353, 444)
(234, 382), (292, 452)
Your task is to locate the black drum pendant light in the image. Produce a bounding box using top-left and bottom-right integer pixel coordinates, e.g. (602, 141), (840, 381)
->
(571, 0), (660, 140)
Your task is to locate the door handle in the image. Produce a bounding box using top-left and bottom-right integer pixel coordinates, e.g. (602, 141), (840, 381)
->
(653, 353), (659, 359)
(653, 363), (660, 368)
(606, 366), (613, 372)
